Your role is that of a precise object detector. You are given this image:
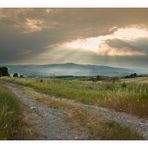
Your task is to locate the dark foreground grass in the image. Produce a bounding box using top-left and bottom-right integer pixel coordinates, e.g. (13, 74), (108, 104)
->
(3, 77), (148, 117)
(0, 81), (35, 139)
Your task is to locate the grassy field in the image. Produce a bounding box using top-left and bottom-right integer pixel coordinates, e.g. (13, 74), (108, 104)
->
(2, 76), (148, 117)
(22, 86), (143, 140)
(0, 80), (35, 139)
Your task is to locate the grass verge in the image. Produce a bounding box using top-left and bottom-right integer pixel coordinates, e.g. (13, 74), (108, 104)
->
(66, 108), (143, 140)
(0, 80), (36, 139)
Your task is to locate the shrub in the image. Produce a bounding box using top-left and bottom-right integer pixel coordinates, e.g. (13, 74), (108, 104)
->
(13, 73), (18, 77)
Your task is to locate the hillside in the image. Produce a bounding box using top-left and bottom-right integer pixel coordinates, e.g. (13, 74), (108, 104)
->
(6, 63), (134, 77)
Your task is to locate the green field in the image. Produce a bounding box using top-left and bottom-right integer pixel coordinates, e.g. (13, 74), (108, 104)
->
(3, 76), (148, 117)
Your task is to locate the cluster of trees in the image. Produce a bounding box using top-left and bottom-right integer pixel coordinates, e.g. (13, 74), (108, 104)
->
(0, 66), (24, 78)
(0, 67), (10, 77)
(13, 73), (24, 78)
(124, 73), (137, 78)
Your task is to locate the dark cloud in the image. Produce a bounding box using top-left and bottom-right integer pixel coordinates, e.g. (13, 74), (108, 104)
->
(96, 38), (148, 69)
(106, 38), (148, 55)
(0, 8), (148, 70)
(129, 38), (148, 54)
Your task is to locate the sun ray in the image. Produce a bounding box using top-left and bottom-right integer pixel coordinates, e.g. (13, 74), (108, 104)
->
(59, 27), (148, 57)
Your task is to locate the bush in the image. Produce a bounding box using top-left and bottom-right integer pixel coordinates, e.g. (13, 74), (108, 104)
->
(20, 75), (24, 78)
(13, 73), (18, 77)
(124, 73), (137, 78)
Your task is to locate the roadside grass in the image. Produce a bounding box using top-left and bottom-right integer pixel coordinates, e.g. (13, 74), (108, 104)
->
(22, 86), (143, 140)
(66, 108), (143, 140)
(23, 87), (72, 110)
(0, 80), (36, 139)
(3, 77), (148, 117)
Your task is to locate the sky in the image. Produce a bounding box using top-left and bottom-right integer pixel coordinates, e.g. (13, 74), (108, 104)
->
(0, 8), (148, 70)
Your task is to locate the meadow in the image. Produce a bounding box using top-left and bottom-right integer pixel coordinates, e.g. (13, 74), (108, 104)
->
(3, 76), (148, 118)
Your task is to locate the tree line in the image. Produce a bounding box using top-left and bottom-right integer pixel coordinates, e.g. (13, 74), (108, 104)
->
(0, 66), (23, 78)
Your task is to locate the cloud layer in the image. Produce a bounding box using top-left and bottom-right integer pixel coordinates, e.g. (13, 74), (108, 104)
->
(0, 8), (148, 70)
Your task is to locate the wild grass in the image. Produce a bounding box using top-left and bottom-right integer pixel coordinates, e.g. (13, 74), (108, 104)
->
(23, 87), (72, 110)
(3, 77), (148, 117)
(0, 80), (36, 139)
(22, 86), (143, 140)
(0, 84), (20, 139)
(66, 108), (143, 140)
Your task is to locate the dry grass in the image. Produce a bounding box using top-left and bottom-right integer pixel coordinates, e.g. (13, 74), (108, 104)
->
(17, 102), (41, 139)
(122, 77), (148, 84)
(3, 77), (148, 118)
(65, 108), (143, 140)
(23, 87), (72, 110)
(23, 86), (143, 140)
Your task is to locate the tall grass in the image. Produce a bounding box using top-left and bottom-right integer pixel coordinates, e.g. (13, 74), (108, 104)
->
(0, 80), (35, 139)
(0, 81), (22, 139)
(3, 77), (148, 117)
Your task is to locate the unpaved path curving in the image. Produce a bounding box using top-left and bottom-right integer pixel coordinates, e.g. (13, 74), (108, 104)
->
(5, 83), (148, 139)
(5, 83), (88, 140)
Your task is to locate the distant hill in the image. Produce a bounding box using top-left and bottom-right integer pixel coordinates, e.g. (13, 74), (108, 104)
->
(6, 63), (134, 77)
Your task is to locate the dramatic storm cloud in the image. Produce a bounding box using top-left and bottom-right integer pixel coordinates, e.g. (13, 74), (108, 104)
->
(0, 8), (148, 70)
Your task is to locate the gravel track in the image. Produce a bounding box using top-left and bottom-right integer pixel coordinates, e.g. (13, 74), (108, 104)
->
(6, 83), (88, 140)
(5, 83), (148, 139)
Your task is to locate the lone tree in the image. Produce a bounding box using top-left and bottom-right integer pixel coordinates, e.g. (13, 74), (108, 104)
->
(0, 66), (10, 77)
(97, 74), (100, 80)
(13, 73), (18, 77)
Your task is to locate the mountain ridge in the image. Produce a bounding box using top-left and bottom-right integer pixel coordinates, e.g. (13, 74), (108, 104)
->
(6, 63), (135, 77)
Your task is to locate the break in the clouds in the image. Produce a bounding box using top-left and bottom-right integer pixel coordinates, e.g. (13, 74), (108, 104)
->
(61, 27), (148, 56)
(0, 8), (148, 70)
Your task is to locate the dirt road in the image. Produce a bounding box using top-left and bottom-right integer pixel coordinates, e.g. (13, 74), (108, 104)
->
(5, 83), (88, 140)
(5, 83), (148, 139)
